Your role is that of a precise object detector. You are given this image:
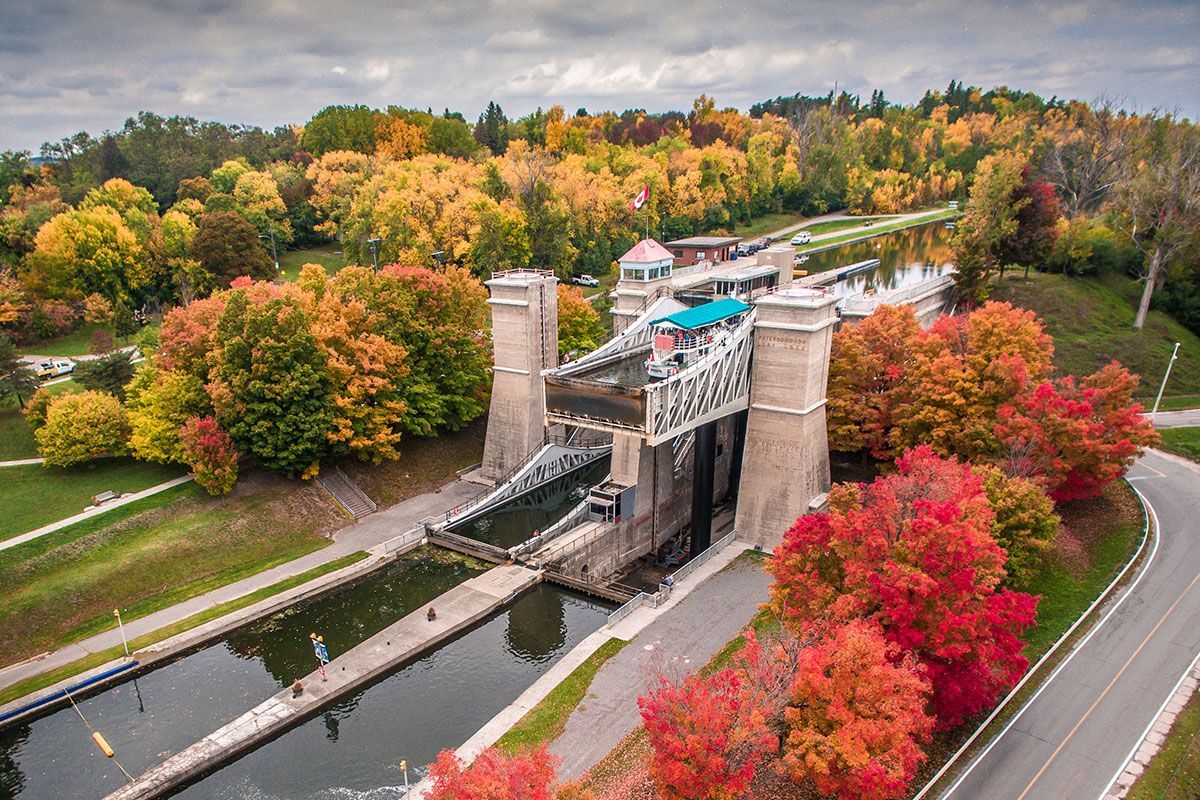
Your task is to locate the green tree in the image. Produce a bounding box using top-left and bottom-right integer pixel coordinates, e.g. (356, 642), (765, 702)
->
(35, 390), (130, 466)
(950, 152), (1027, 303)
(556, 285), (605, 357)
(974, 465), (1060, 585)
(191, 211), (276, 287)
(74, 350), (135, 399)
(112, 299), (139, 339)
(0, 335), (39, 408)
(429, 116), (479, 158)
(474, 101), (509, 155)
(301, 105), (381, 155)
(212, 290), (334, 475)
(126, 367), (212, 463)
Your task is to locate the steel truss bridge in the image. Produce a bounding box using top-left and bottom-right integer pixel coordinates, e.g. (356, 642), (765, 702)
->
(543, 296), (756, 445)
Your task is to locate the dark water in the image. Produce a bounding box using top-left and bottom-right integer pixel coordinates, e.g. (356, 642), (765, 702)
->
(449, 459), (609, 549)
(0, 532), (610, 800)
(170, 584), (609, 800)
(802, 221), (954, 298)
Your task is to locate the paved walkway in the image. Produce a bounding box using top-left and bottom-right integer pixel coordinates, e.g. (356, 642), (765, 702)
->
(0, 457), (44, 467)
(0, 474), (195, 553)
(1150, 409), (1200, 428)
(764, 207), (947, 244)
(0, 476), (481, 691)
(549, 550), (772, 780)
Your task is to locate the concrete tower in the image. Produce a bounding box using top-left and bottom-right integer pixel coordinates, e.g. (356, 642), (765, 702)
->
(734, 285), (840, 550)
(611, 239), (676, 333)
(481, 270), (558, 481)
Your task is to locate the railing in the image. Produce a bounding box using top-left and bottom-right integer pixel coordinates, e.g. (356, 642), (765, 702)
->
(491, 268), (553, 280)
(334, 466), (377, 513)
(382, 525), (427, 554)
(607, 588), (669, 627)
(663, 531), (737, 587)
(839, 273), (956, 315)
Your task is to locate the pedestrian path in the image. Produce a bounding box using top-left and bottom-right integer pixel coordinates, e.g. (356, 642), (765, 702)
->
(0, 474), (194, 553)
(0, 457), (44, 467)
(0, 476), (481, 692)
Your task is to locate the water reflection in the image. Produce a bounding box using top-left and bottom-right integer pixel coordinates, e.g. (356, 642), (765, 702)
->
(802, 221), (955, 299)
(170, 585), (611, 800)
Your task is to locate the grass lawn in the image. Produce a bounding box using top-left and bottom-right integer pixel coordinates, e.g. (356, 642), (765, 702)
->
(718, 211), (807, 240)
(339, 416), (487, 507)
(796, 208), (958, 252)
(0, 469), (347, 665)
(1159, 428), (1200, 462)
(578, 272), (618, 299)
(278, 242), (347, 282)
(801, 216), (884, 236)
(0, 549), (371, 707)
(1155, 395), (1200, 412)
(1129, 687), (1200, 800)
(495, 637), (629, 754)
(0, 458), (184, 541)
(991, 272), (1200, 405)
(0, 399), (37, 460)
(17, 324), (106, 357)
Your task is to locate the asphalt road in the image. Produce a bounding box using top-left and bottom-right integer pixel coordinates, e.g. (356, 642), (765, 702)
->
(942, 449), (1200, 800)
(1150, 408), (1200, 428)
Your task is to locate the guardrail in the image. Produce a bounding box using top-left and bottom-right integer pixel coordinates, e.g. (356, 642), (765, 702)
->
(664, 531), (737, 586)
(606, 588), (668, 627)
(605, 531), (738, 627)
(382, 525), (428, 554)
(839, 273), (956, 315)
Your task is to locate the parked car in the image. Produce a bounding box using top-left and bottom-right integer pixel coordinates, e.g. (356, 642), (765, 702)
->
(35, 358), (74, 380)
(572, 274), (600, 287)
(790, 231), (812, 245)
(736, 243), (754, 256)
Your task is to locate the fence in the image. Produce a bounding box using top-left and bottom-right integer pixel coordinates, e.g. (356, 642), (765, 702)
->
(839, 273), (955, 315)
(382, 525), (428, 555)
(605, 531), (738, 627)
(663, 531), (737, 586)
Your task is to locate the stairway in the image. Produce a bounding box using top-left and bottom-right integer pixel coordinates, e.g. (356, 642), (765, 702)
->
(317, 467), (378, 519)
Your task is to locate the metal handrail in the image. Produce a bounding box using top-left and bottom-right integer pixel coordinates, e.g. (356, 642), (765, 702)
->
(839, 272), (955, 313)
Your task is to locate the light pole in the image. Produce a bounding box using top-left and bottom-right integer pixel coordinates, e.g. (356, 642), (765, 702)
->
(366, 237), (382, 272)
(113, 609), (129, 657)
(259, 231), (279, 272)
(400, 759), (409, 794)
(1151, 342), (1181, 420)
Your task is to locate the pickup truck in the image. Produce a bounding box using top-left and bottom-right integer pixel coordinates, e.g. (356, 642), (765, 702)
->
(35, 358), (74, 380)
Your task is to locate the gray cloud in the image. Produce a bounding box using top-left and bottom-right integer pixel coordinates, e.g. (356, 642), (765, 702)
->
(0, 0), (1197, 150)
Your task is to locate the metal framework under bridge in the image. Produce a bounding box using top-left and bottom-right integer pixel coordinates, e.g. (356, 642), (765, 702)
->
(543, 295), (755, 445)
(443, 438), (611, 529)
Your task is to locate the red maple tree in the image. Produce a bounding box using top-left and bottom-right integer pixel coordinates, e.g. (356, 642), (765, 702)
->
(768, 446), (1039, 727)
(639, 667), (776, 800)
(996, 360), (1159, 501)
(782, 620), (934, 800)
(426, 746), (558, 800)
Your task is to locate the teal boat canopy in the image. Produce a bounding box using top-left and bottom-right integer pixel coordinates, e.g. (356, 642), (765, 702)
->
(649, 297), (751, 331)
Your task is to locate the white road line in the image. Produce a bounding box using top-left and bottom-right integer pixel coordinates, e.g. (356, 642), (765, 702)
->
(930, 481), (1160, 799)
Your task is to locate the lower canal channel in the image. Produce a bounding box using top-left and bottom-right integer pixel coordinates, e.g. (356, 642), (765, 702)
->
(1, 462), (612, 800)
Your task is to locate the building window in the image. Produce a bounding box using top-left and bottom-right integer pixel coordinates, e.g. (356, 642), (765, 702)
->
(673, 250), (683, 257)
(697, 251), (706, 260)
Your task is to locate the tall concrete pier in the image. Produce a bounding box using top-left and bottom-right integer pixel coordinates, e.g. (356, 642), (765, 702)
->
(734, 285), (839, 550)
(481, 270), (558, 481)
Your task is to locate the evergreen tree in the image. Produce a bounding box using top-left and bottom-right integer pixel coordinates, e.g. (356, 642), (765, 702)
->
(0, 335), (39, 408)
(74, 350), (136, 399)
(474, 101), (509, 155)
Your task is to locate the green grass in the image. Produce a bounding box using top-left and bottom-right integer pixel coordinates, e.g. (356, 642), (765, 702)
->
(1129, 687), (1200, 800)
(1154, 395), (1200, 412)
(17, 324), (106, 357)
(991, 273), (1200, 403)
(718, 211), (808, 240)
(0, 400), (37, 460)
(495, 637), (630, 754)
(796, 208), (958, 252)
(1159, 428), (1200, 462)
(0, 550), (371, 708)
(801, 216), (884, 236)
(278, 243), (346, 282)
(0, 458), (185, 541)
(0, 472), (344, 664)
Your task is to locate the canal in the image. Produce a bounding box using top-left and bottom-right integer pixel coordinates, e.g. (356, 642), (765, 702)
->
(0, 461), (612, 800)
(802, 220), (954, 299)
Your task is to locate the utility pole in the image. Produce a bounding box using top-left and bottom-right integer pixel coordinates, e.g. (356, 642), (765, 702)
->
(1151, 342), (1181, 420)
(366, 237), (382, 272)
(259, 231), (279, 272)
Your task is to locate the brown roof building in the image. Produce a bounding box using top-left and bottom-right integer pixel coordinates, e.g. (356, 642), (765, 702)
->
(664, 236), (742, 267)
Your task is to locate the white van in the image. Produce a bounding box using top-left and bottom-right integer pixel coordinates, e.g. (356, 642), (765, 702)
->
(790, 231), (812, 245)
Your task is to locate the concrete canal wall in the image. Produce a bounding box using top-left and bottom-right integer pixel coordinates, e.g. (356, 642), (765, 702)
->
(103, 564), (543, 800)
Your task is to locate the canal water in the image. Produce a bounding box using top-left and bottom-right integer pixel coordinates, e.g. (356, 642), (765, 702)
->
(0, 458), (612, 800)
(449, 459), (609, 549)
(802, 220), (954, 299)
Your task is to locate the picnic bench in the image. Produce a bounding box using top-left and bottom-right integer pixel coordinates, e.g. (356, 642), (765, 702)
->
(91, 490), (120, 506)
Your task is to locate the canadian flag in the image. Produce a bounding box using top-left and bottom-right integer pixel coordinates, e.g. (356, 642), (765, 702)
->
(630, 184), (650, 211)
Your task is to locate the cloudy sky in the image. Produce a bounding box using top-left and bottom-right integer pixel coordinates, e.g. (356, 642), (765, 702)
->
(1, 0), (1197, 151)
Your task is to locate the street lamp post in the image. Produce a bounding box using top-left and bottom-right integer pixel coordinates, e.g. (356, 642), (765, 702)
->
(113, 609), (130, 657)
(366, 237), (382, 272)
(260, 231), (279, 272)
(1151, 342), (1181, 420)
(400, 759), (409, 794)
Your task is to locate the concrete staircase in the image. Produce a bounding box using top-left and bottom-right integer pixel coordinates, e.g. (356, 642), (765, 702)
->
(317, 466), (377, 519)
